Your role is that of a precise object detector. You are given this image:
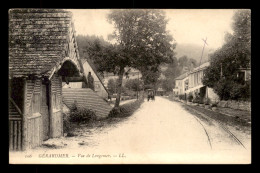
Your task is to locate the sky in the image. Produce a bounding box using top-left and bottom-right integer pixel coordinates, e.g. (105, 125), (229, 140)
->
(68, 9), (236, 50)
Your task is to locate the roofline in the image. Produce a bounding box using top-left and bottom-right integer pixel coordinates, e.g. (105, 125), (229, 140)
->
(48, 57), (83, 80)
(188, 66), (209, 74)
(174, 72), (188, 80)
(83, 59), (109, 94)
(175, 76), (188, 81)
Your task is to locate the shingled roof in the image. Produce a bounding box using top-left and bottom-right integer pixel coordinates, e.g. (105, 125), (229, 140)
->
(9, 9), (78, 78)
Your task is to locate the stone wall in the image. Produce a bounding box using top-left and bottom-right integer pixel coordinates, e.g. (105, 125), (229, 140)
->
(217, 100), (251, 111)
(207, 87), (219, 103)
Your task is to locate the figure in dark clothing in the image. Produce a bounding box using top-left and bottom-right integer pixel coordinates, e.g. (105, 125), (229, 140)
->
(87, 72), (95, 90)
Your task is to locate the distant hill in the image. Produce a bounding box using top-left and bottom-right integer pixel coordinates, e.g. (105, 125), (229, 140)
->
(175, 43), (215, 64)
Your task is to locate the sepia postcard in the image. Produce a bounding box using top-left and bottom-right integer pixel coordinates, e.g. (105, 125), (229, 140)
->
(9, 9), (251, 164)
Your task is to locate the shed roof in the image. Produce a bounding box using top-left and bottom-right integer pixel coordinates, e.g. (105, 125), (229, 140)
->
(9, 9), (74, 78)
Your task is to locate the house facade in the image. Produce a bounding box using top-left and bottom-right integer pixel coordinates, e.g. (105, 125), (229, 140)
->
(9, 9), (87, 151)
(185, 62), (219, 103)
(103, 68), (142, 88)
(173, 72), (188, 96)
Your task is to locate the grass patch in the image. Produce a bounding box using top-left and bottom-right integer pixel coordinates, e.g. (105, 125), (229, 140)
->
(63, 103), (98, 135)
(108, 96), (144, 118)
(183, 104), (250, 128)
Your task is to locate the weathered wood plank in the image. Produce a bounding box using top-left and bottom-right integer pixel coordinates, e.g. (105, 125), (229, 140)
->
(22, 78), (27, 151)
(33, 119), (36, 148)
(37, 117), (40, 146)
(28, 119), (31, 149)
(35, 118), (38, 147)
(48, 81), (53, 138)
(9, 121), (13, 150)
(27, 113), (41, 119)
(9, 117), (22, 121)
(39, 117), (42, 145)
(18, 121), (22, 150)
(13, 121), (17, 150)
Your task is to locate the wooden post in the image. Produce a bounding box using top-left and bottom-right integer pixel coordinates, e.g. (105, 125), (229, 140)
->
(59, 76), (63, 137)
(48, 80), (53, 138)
(22, 78), (28, 151)
(10, 121), (13, 150)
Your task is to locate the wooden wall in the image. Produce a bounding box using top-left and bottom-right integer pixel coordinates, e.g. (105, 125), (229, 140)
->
(50, 73), (63, 138)
(10, 74), (64, 150)
(9, 102), (22, 150)
(25, 79), (43, 149)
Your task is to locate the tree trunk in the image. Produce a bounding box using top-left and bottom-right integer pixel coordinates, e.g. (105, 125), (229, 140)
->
(114, 67), (124, 108)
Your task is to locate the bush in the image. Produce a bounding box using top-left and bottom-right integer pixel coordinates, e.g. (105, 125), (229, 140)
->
(108, 96), (144, 118)
(211, 103), (218, 107)
(213, 78), (251, 101)
(199, 95), (204, 104)
(178, 94), (186, 100)
(69, 103), (97, 123)
(187, 94), (193, 102)
(63, 112), (72, 134)
(204, 98), (211, 105)
(193, 94), (200, 103)
(230, 81), (251, 101)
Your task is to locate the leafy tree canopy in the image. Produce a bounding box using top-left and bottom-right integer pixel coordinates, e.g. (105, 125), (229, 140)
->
(202, 9), (251, 100)
(86, 9), (176, 107)
(125, 79), (143, 92)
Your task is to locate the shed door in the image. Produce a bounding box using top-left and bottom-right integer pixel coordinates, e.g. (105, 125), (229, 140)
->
(41, 84), (49, 141)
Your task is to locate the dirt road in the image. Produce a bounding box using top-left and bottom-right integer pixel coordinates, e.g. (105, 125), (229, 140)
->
(10, 97), (250, 164)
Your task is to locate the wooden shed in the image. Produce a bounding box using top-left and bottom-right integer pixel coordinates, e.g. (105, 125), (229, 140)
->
(9, 9), (87, 150)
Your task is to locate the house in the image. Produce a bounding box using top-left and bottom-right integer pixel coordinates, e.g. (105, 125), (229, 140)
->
(185, 62), (219, 103)
(9, 9), (88, 150)
(157, 87), (166, 96)
(63, 58), (109, 99)
(103, 68), (142, 88)
(237, 67), (251, 83)
(173, 72), (188, 96)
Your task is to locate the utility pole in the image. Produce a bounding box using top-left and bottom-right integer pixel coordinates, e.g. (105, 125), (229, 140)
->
(199, 37), (208, 99)
(199, 37), (208, 69)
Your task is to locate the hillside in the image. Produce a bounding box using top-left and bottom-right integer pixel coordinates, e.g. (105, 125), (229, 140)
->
(175, 43), (215, 64)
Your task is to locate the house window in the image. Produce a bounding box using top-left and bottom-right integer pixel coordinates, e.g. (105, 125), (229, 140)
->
(237, 71), (245, 83)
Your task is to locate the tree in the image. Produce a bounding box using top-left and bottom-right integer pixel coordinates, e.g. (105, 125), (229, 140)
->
(87, 9), (176, 108)
(107, 78), (117, 94)
(140, 65), (162, 90)
(203, 9), (251, 100)
(159, 79), (174, 92)
(125, 79), (142, 91)
(125, 78), (143, 98)
(159, 55), (197, 91)
(178, 55), (197, 72)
